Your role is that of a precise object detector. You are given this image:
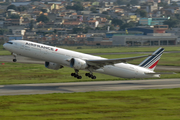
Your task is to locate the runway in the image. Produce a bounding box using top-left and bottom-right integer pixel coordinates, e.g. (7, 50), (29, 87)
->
(0, 79), (180, 96)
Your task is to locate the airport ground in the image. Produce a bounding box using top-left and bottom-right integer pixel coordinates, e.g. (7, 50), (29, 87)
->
(0, 88), (180, 120)
(0, 45), (180, 119)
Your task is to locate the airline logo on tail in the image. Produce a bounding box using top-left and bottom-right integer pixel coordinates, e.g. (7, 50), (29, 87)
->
(139, 48), (164, 70)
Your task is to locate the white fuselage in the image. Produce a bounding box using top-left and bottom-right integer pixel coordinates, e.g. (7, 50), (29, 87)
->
(3, 40), (158, 78)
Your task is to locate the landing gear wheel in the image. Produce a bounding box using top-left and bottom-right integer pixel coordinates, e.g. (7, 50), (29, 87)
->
(71, 73), (75, 76)
(71, 69), (83, 79)
(77, 76), (82, 79)
(85, 73), (96, 79)
(85, 73), (90, 76)
(91, 76), (96, 79)
(74, 74), (78, 78)
(13, 59), (17, 62)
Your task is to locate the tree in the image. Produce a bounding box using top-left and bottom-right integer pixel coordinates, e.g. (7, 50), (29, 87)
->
(83, 26), (92, 33)
(9, 14), (20, 19)
(29, 20), (34, 31)
(120, 21), (136, 30)
(36, 14), (49, 23)
(66, 3), (84, 11)
(171, 2), (178, 6)
(44, 2), (48, 4)
(139, 10), (147, 17)
(163, 18), (180, 28)
(102, 11), (108, 14)
(90, 7), (97, 13)
(112, 18), (124, 26)
(95, 27), (101, 30)
(41, 9), (47, 13)
(126, 3), (130, 7)
(31, 0), (41, 1)
(158, 2), (168, 8)
(72, 28), (83, 34)
(0, 28), (8, 35)
(175, 14), (180, 19)
(73, 4), (84, 11)
(7, 5), (17, 11)
(116, 0), (128, 5)
(136, 9), (147, 17)
(53, 29), (57, 34)
(84, 0), (96, 2)
(105, 15), (111, 20)
(17, 6), (27, 12)
(130, 0), (139, 5)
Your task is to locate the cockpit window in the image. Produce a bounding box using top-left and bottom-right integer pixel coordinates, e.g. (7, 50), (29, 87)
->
(7, 42), (13, 44)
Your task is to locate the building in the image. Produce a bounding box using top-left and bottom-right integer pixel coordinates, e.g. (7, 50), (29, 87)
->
(139, 17), (169, 26)
(153, 25), (168, 33)
(151, 17), (169, 25)
(7, 35), (23, 41)
(112, 33), (177, 46)
(139, 18), (152, 25)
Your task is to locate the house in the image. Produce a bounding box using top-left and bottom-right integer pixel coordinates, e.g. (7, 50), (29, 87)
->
(129, 15), (138, 22)
(36, 21), (45, 28)
(62, 21), (82, 28)
(4, 18), (23, 26)
(88, 20), (99, 28)
(32, 1), (48, 8)
(140, 2), (158, 13)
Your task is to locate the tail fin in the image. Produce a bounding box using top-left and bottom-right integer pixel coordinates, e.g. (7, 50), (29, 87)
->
(139, 47), (164, 71)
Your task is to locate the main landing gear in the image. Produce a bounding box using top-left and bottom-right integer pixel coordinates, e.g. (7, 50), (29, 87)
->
(71, 69), (96, 79)
(85, 73), (96, 79)
(71, 69), (82, 79)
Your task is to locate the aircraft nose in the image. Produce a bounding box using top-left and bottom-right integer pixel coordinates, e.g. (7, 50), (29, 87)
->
(3, 43), (6, 49)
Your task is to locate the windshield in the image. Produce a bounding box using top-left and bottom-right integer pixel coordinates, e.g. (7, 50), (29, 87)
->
(7, 42), (13, 44)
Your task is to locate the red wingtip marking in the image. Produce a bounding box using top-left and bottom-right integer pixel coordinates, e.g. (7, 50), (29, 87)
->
(149, 60), (159, 69)
(55, 49), (58, 51)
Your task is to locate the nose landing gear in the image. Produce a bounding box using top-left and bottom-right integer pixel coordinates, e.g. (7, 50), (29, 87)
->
(12, 53), (17, 62)
(13, 59), (17, 62)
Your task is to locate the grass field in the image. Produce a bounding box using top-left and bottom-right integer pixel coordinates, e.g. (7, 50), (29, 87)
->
(0, 62), (179, 85)
(59, 45), (180, 53)
(0, 88), (180, 120)
(1, 45), (180, 55)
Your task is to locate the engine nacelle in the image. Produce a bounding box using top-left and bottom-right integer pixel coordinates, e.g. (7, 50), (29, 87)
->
(70, 58), (88, 70)
(45, 62), (63, 70)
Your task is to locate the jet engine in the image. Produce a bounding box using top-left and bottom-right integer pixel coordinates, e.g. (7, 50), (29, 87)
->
(45, 62), (63, 70)
(70, 58), (88, 70)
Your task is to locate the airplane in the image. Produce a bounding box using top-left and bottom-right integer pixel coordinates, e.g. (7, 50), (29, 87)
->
(3, 40), (170, 79)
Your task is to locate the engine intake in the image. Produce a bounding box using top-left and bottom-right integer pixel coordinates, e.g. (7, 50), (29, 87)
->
(70, 58), (88, 70)
(45, 62), (63, 70)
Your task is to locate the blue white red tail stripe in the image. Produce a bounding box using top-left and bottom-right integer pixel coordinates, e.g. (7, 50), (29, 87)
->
(139, 47), (164, 71)
(144, 50), (163, 67)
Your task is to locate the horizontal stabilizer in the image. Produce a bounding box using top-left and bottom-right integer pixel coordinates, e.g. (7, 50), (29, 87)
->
(145, 72), (176, 75)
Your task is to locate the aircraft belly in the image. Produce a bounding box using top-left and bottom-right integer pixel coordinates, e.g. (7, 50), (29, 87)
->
(103, 65), (136, 78)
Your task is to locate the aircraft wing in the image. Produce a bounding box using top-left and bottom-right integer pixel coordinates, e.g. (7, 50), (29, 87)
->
(86, 54), (152, 68)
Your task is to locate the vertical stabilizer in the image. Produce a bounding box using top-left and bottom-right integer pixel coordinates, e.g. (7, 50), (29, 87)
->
(139, 48), (164, 71)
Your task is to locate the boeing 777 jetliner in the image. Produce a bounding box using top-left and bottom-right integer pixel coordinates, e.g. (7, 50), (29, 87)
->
(3, 40), (169, 79)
